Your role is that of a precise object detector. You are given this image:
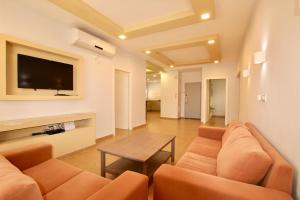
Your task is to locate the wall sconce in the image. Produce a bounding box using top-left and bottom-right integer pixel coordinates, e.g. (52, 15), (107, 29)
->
(242, 69), (250, 78)
(254, 51), (266, 64)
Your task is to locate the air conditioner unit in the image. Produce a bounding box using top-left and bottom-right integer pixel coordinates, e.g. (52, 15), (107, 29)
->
(71, 28), (116, 57)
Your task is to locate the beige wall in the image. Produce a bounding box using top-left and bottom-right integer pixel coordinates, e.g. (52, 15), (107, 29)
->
(0, 1), (146, 138)
(239, 0), (300, 198)
(161, 71), (179, 118)
(146, 82), (161, 100)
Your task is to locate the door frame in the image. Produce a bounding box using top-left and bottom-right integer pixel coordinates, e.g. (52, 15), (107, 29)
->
(113, 68), (132, 134)
(202, 77), (228, 125)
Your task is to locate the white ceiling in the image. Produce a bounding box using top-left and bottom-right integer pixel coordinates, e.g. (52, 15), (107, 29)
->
(17, 0), (257, 69)
(83, 0), (193, 28)
(162, 46), (210, 63)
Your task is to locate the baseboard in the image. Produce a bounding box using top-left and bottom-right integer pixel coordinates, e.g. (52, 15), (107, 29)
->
(96, 134), (114, 143)
(182, 117), (201, 120)
(160, 117), (180, 120)
(212, 115), (225, 118)
(133, 124), (146, 130)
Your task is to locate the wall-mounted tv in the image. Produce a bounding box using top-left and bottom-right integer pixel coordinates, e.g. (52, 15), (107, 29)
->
(17, 54), (73, 90)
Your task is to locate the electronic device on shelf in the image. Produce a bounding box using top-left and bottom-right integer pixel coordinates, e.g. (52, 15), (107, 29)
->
(17, 54), (74, 91)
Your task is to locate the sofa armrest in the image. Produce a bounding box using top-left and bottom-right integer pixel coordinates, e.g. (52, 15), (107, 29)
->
(87, 171), (148, 200)
(198, 126), (226, 140)
(154, 165), (292, 200)
(0, 143), (52, 171)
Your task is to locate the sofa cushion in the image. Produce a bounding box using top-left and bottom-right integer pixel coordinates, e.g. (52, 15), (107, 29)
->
(222, 121), (245, 145)
(176, 152), (217, 175)
(0, 155), (43, 200)
(43, 171), (110, 200)
(217, 130), (273, 184)
(224, 127), (253, 146)
(186, 136), (221, 158)
(23, 158), (82, 194)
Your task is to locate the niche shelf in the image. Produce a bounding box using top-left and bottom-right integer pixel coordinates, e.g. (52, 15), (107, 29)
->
(0, 34), (83, 100)
(0, 113), (96, 157)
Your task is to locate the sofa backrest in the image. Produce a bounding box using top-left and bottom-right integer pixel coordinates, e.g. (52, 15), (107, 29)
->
(245, 123), (294, 194)
(0, 155), (43, 200)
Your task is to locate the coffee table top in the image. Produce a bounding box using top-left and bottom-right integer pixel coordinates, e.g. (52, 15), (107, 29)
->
(97, 133), (175, 162)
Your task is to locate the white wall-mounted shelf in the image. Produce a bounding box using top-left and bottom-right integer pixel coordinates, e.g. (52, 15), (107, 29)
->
(0, 113), (96, 157)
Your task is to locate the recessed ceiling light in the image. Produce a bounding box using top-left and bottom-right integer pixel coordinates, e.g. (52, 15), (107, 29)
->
(146, 69), (152, 72)
(201, 13), (211, 20)
(214, 60), (219, 64)
(118, 34), (127, 40)
(208, 40), (215, 44)
(145, 50), (151, 54)
(170, 65), (174, 68)
(153, 74), (157, 78)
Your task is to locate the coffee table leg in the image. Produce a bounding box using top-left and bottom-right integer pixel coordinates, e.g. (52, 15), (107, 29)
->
(101, 151), (106, 177)
(171, 138), (175, 164)
(143, 162), (148, 175)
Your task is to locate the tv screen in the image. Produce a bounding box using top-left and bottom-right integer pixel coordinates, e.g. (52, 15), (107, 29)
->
(17, 54), (73, 90)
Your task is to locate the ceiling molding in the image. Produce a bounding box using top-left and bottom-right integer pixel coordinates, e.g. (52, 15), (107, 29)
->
(124, 11), (198, 38)
(49, 0), (123, 36)
(191, 0), (215, 16)
(146, 61), (164, 73)
(48, 0), (215, 39)
(144, 35), (221, 67)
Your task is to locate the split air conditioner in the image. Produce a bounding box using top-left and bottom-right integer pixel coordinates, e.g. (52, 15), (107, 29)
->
(71, 28), (116, 57)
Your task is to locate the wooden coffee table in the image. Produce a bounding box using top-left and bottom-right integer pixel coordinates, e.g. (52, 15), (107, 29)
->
(97, 133), (175, 178)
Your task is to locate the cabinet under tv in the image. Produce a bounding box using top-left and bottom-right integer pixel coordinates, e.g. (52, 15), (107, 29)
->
(0, 34), (83, 100)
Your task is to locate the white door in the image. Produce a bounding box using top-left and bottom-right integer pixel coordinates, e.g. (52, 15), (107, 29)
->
(185, 82), (201, 119)
(115, 70), (129, 129)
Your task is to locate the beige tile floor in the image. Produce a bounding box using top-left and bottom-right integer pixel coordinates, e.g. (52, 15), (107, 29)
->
(59, 112), (224, 199)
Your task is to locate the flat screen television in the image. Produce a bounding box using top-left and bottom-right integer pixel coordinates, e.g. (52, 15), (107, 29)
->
(17, 54), (73, 90)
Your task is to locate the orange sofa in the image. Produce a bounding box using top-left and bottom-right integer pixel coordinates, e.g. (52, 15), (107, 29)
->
(154, 122), (294, 200)
(0, 143), (148, 200)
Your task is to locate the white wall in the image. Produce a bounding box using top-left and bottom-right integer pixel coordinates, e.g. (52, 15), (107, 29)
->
(146, 82), (161, 100)
(160, 71), (179, 118)
(115, 70), (129, 129)
(0, 0), (146, 138)
(180, 70), (202, 117)
(239, 0), (300, 198)
(201, 59), (240, 124)
(210, 79), (226, 117)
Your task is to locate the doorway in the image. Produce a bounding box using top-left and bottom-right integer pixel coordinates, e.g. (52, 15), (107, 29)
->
(146, 73), (161, 115)
(114, 70), (129, 130)
(184, 82), (201, 119)
(206, 79), (226, 125)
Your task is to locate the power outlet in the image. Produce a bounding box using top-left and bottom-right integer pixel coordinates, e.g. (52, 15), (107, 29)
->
(257, 94), (267, 103)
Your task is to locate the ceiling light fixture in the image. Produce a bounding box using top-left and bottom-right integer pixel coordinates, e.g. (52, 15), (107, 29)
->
(201, 13), (211, 20)
(118, 34), (127, 40)
(170, 65), (174, 68)
(145, 50), (151, 54)
(214, 60), (219, 64)
(208, 40), (215, 44)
